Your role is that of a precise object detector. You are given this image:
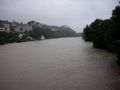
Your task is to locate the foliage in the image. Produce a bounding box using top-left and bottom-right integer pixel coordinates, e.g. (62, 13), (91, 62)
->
(0, 32), (9, 44)
(29, 24), (77, 39)
(0, 21), (77, 44)
(83, 3), (120, 61)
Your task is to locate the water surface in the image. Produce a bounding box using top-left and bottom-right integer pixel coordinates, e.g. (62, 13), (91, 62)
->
(0, 37), (120, 90)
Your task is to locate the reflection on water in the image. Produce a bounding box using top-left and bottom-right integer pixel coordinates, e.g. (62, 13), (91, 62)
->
(0, 37), (120, 90)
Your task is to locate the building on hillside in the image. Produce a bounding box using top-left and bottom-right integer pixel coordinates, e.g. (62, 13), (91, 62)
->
(23, 24), (32, 32)
(0, 23), (6, 32)
(14, 24), (32, 32)
(3, 23), (11, 32)
(0, 20), (11, 32)
(51, 28), (56, 31)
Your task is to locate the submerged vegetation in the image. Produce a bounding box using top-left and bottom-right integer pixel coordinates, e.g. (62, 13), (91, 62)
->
(83, 3), (120, 62)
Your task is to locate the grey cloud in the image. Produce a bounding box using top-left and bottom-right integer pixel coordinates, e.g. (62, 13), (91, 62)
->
(0, 0), (119, 32)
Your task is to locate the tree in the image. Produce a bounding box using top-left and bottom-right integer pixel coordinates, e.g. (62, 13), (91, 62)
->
(111, 4), (120, 61)
(83, 1), (120, 62)
(112, 5), (120, 40)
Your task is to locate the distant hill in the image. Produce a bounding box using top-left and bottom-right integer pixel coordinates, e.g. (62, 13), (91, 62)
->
(0, 20), (78, 44)
(27, 21), (77, 39)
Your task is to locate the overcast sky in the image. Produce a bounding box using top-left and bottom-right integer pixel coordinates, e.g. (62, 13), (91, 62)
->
(0, 0), (119, 32)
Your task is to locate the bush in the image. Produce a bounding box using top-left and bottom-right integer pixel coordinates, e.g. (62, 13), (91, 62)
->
(0, 37), (6, 44)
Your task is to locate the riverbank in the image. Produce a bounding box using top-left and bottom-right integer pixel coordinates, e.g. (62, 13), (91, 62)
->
(82, 4), (120, 62)
(0, 32), (80, 45)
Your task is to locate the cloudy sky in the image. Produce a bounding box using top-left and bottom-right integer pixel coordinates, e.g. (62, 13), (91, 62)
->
(0, 0), (119, 32)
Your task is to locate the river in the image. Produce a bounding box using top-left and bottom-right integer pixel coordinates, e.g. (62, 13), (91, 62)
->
(0, 37), (120, 90)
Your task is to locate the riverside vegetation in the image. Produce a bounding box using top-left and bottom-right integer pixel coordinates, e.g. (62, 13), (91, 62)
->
(0, 21), (80, 44)
(83, 3), (120, 62)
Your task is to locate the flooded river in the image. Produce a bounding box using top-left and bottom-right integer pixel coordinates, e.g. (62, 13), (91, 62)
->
(0, 37), (120, 90)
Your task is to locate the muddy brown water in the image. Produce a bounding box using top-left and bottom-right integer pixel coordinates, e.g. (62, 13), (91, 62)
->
(0, 37), (120, 90)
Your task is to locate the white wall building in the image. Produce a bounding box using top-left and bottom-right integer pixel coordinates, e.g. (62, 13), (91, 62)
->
(14, 24), (32, 32)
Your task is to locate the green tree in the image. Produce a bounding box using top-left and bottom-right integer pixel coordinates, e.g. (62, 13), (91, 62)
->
(111, 4), (120, 61)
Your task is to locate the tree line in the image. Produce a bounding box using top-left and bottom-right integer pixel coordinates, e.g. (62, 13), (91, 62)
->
(0, 21), (79, 44)
(29, 23), (77, 39)
(83, 2), (120, 62)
